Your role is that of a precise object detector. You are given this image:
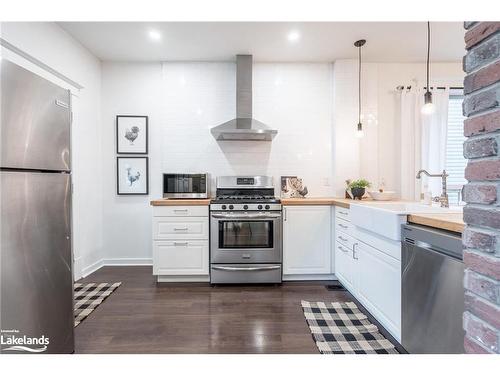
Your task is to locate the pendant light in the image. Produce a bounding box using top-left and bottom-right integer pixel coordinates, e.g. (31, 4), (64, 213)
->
(354, 39), (366, 138)
(421, 21), (435, 115)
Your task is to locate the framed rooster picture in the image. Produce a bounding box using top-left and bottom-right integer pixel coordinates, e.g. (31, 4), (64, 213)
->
(117, 157), (149, 195)
(116, 115), (148, 154)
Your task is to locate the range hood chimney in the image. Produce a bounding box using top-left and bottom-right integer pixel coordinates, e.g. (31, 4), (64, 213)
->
(210, 55), (277, 141)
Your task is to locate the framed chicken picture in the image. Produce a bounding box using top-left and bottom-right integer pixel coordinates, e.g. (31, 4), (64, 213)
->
(117, 157), (149, 195)
(116, 115), (148, 154)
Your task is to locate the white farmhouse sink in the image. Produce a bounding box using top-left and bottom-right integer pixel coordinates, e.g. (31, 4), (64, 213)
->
(349, 201), (462, 241)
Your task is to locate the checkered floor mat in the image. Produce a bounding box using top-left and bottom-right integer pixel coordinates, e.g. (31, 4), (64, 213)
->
(74, 282), (121, 327)
(301, 301), (399, 354)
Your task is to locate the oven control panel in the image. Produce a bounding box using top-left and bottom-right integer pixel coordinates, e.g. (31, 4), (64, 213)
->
(236, 177), (255, 185)
(210, 203), (282, 211)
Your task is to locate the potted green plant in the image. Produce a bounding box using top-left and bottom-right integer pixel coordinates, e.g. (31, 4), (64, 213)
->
(348, 179), (371, 200)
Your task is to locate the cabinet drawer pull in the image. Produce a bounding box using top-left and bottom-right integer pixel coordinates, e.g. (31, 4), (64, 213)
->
(173, 242), (189, 246)
(338, 235), (348, 242)
(173, 209), (189, 213)
(353, 243), (359, 260)
(338, 246), (348, 253)
(174, 227), (189, 231)
(338, 211), (348, 215)
(338, 223), (348, 229)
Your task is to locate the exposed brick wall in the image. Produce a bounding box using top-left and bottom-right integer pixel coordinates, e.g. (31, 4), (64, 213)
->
(462, 21), (500, 354)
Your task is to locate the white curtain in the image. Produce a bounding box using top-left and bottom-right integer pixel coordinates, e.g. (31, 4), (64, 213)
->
(399, 88), (449, 200)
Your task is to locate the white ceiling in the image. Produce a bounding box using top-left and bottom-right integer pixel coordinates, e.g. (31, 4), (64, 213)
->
(59, 22), (465, 63)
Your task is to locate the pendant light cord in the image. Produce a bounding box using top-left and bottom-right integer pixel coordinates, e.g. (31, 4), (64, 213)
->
(426, 21), (430, 92)
(358, 45), (361, 123)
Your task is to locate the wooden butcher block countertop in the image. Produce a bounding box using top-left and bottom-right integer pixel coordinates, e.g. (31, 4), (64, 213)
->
(407, 212), (465, 234)
(280, 197), (368, 208)
(150, 199), (211, 206)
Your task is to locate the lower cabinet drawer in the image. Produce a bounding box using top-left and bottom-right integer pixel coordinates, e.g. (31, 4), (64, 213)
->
(153, 240), (209, 275)
(153, 217), (208, 240)
(153, 205), (208, 217)
(210, 264), (282, 284)
(335, 207), (350, 221)
(335, 231), (355, 250)
(335, 217), (353, 236)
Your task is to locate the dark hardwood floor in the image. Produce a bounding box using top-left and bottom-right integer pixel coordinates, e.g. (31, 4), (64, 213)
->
(75, 266), (402, 354)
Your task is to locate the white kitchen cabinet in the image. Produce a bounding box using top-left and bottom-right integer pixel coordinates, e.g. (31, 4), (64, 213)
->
(153, 240), (209, 275)
(283, 205), (332, 279)
(333, 205), (402, 342)
(152, 204), (209, 282)
(334, 242), (356, 291)
(356, 240), (401, 341)
(153, 217), (209, 240)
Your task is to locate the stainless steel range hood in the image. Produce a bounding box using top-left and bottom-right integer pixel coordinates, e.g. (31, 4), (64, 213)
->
(211, 55), (277, 141)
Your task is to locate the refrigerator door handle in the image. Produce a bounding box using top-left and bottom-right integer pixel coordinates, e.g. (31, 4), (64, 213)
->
(55, 99), (69, 109)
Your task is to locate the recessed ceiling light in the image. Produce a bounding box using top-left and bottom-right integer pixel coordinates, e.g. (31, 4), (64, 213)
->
(148, 30), (162, 41)
(287, 30), (301, 43)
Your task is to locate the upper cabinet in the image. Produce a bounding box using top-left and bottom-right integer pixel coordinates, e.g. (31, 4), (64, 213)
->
(282, 205), (332, 278)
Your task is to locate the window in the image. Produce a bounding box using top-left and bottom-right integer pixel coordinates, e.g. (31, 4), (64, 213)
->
(445, 95), (467, 205)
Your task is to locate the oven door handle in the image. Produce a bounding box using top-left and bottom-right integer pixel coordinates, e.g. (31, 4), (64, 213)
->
(212, 265), (281, 272)
(211, 213), (282, 219)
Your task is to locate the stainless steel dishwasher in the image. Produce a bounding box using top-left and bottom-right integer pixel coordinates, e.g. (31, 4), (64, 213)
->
(401, 224), (465, 354)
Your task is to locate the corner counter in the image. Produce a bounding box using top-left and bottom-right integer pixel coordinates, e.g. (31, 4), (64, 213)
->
(281, 197), (464, 234)
(407, 213), (465, 234)
(280, 197), (364, 208)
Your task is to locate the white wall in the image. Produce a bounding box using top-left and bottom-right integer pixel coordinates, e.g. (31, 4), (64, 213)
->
(101, 63), (163, 263)
(0, 22), (103, 278)
(101, 61), (334, 262)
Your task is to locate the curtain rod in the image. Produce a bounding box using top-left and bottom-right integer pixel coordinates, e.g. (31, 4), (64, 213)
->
(396, 85), (464, 90)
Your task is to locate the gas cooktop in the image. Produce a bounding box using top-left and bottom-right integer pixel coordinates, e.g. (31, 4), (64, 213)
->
(212, 195), (280, 204)
(210, 175), (281, 211)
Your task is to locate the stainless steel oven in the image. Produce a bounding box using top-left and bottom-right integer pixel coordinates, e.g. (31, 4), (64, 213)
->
(209, 175), (282, 284)
(210, 210), (282, 264)
(163, 173), (209, 199)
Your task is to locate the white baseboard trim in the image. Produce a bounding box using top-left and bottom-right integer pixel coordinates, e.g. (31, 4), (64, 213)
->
(157, 275), (210, 283)
(73, 256), (83, 280)
(283, 274), (337, 281)
(81, 259), (104, 279)
(79, 258), (153, 279)
(102, 258), (153, 266)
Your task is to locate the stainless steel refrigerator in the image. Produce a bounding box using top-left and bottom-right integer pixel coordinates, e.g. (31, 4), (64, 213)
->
(1, 60), (74, 353)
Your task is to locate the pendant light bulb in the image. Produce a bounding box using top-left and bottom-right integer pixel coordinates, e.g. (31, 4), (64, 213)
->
(421, 22), (435, 116)
(354, 39), (366, 138)
(356, 122), (364, 138)
(421, 90), (435, 115)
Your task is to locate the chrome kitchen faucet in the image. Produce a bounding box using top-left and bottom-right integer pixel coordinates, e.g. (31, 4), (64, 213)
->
(416, 169), (450, 208)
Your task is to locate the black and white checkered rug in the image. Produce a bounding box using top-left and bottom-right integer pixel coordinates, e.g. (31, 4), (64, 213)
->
(74, 282), (121, 327)
(301, 301), (399, 354)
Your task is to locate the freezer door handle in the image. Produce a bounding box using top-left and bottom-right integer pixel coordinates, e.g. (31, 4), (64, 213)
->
(55, 99), (69, 109)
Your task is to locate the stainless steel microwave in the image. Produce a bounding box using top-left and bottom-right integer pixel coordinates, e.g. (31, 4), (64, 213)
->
(163, 173), (210, 199)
